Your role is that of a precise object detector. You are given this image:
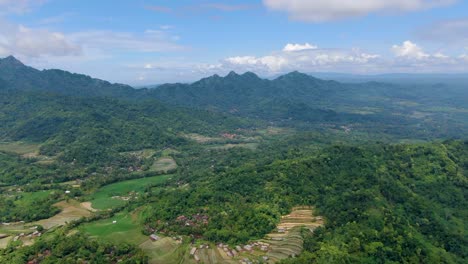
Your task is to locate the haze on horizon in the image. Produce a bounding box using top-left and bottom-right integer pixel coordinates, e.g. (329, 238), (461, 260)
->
(1, 0), (467, 85)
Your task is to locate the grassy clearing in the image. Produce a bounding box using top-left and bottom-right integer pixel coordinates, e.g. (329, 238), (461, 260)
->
(183, 133), (221, 143)
(33, 200), (92, 229)
(121, 149), (157, 159)
(90, 174), (172, 210)
(0, 141), (40, 155)
(150, 157), (177, 172)
(80, 211), (147, 245)
(206, 143), (259, 151)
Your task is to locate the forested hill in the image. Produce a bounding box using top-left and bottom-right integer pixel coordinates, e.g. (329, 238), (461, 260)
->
(1, 56), (467, 140)
(0, 56), (135, 98)
(0, 88), (252, 166)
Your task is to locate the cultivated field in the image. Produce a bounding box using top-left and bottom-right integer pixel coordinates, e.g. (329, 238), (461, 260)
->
(34, 200), (92, 229)
(0, 141), (40, 155)
(80, 211), (147, 245)
(150, 157), (177, 172)
(140, 237), (188, 264)
(90, 174), (172, 210)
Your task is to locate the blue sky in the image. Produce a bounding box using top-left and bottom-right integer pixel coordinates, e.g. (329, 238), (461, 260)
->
(0, 0), (467, 84)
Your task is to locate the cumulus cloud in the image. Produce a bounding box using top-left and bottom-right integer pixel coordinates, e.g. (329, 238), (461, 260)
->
(0, 21), (81, 58)
(222, 45), (380, 74)
(283, 43), (317, 52)
(392, 41), (429, 59)
(262, 0), (456, 22)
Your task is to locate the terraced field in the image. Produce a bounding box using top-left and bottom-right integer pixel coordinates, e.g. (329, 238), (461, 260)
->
(262, 207), (324, 263)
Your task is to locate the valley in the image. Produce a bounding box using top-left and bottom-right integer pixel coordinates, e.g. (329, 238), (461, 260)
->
(0, 57), (466, 263)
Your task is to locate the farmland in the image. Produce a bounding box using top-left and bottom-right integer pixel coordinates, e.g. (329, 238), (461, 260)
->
(90, 174), (172, 210)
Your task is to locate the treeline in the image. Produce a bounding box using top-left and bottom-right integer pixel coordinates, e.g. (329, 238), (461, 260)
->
(0, 232), (148, 263)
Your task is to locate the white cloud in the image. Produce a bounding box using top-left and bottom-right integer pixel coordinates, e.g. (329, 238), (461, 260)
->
(262, 0), (456, 22)
(223, 46), (380, 74)
(0, 21), (81, 58)
(392, 41), (429, 59)
(433, 52), (449, 59)
(283, 43), (317, 52)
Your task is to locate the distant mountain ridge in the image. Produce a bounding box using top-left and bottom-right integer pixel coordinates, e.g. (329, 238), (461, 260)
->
(1, 56), (467, 139)
(0, 56), (135, 98)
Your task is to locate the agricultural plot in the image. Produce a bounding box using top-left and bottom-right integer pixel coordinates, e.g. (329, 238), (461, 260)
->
(0, 141), (55, 164)
(263, 207), (324, 263)
(183, 133), (222, 143)
(225, 207), (324, 263)
(0, 141), (40, 155)
(33, 200), (92, 229)
(206, 143), (259, 151)
(0, 236), (12, 249)
(140, 237), (188, 264)
(80, 211), (147, 245)
(150, 157), (177, 172)
(90, 174), (172, 210)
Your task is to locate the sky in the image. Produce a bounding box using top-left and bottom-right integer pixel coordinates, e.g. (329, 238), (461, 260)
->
(0, 0), (467, 85)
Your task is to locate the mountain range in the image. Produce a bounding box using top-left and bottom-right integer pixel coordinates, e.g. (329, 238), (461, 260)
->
(1, 56), (467, 141)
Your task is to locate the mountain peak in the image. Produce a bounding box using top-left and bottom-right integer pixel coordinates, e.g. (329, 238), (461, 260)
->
(241, 71), (260, 79)
(226, 71), (240, 78)
(0, 55), (25, 67)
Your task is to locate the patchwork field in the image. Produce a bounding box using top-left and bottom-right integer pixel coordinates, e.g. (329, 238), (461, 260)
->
(33, 200), (92, 229)
(90, 174), (172, 210)
(141, 237), (189, 264)
(262, 207), (324, 263)
(0, 141), (40, 155)
(206, 143), (259, 151)
(0, 236), (12, 249)
(80, 211), (147, 245)
(150, 157), (177, 172)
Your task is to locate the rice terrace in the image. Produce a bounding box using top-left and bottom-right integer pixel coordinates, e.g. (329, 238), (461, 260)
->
(1, 1), (468, 262)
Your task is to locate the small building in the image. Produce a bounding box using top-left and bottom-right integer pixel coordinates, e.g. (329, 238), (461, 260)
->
(190, 247), (197, 255)
(244, 245), (252, 251)
(194, 254), (200, 262)
(149, 234), (159, 241)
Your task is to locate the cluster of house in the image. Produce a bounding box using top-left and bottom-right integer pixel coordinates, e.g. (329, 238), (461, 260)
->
(221, 133), (237, 139)
(175, 213), (209, 227)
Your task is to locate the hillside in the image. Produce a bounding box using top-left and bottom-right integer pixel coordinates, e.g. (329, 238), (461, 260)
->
(150, 71), (468, 139)
(1, 56), (467, 141)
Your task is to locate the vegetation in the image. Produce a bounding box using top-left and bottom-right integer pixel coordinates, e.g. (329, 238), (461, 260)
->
(0, 57), (467, 263)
